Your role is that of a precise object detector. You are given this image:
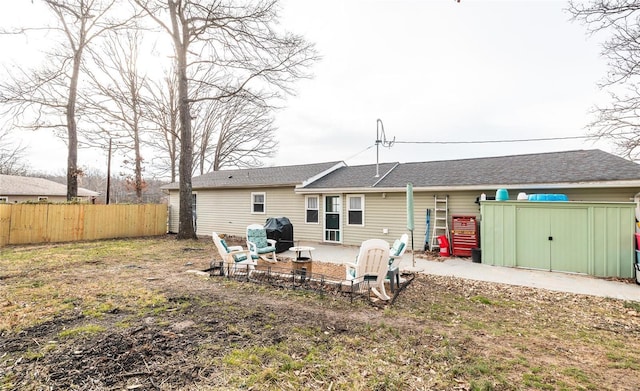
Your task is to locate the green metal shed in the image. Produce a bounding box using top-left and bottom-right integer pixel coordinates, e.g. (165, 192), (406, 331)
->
(480, 201), (636, 278)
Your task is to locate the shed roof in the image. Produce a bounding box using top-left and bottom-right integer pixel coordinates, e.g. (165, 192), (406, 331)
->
(0, 175), (99, 197)
(300, 149), (640, 191)
(162, 161), (345, 190)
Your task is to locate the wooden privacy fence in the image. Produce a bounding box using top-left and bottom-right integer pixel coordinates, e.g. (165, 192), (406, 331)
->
(0, 204), (167, 247)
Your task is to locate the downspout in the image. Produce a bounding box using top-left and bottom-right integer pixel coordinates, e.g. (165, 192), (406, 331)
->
(634, 192), (640, 232)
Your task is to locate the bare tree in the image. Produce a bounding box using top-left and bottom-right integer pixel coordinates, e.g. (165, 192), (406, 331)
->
(144, 70), (180, 182)
(146, 74), (277, 178)
(0, 0), (133, 200)
(83, 28), (149, 202)
(192, 94), (277, 174)
(0, 128), (30, 175)
(568, 1), (640, 160)
(191, 99), (222, 174)
(133, 0), (318, 240)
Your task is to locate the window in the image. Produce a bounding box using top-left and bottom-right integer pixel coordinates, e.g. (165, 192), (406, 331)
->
(347, 195), (364, 226)
(251, 192), (266, 214)
(38, 197), (48, 202)
(305, 195), (319, 224)
(0, 197), (7, 203)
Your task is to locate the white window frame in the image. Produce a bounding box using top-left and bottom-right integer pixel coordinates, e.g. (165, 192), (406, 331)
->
(347, 194), (365, 226)
(251, 192), (266, 214)
(305, 195), (320, 224)
(0, 196), (7, 203)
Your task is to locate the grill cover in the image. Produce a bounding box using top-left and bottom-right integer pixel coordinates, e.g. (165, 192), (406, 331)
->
(264, 217), (294, 253)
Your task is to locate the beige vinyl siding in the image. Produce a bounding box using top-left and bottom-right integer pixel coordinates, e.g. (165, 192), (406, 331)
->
(205, 188), (273, 237)
(340, 191), (483, 247)
(296, 195), (325, 243)
(168, 191), (180, 233)
(191, 186), (317, 241)
(194, 190), (214, 236)
(201, 189), (245, 236)
(344, 192), (409, 246)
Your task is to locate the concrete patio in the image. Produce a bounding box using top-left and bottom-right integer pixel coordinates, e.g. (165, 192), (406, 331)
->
(278, 241), (640, 302)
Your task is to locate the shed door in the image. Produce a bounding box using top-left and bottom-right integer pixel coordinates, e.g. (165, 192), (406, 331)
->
(516, 208), (551, 270)
(516, 207), (588, 273)
(550, 208), (588, 274)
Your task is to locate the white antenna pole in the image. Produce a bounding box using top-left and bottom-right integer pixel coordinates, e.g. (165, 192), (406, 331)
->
(375, 119), (394, 177)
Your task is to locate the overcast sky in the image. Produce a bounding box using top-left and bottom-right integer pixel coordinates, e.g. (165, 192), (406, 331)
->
(2, 0), (615, 175)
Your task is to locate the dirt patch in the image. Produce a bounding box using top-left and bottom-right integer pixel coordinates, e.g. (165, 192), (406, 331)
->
(1, 235), (640, 390)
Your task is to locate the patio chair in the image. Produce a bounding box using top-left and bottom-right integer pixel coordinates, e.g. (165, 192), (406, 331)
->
(387, 233), (408, 293)
(212, 232), (257, 274)
(246, 224), (278, 263)
(345, 238), (391, 300)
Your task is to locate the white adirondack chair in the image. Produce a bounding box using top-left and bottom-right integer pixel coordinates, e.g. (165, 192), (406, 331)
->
(345, 238), (391, 300)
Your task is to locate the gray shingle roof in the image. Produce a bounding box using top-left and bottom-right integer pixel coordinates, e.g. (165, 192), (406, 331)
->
(380, 149), (640, 187)
(302, 162), (399, 189)
(161, 150), (640, 192)
(302, 150), (640, 190)
(162, 161), (344, 190)
(0, 174), (99, 197)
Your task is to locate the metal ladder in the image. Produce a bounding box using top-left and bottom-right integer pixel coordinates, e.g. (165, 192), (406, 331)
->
(430, 195), (450, 250)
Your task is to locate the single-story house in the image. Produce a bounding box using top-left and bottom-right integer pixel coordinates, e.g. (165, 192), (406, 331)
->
(0, 174), (99, 203)
(164, 161), (345, 240)
(164, 149), (640, 247)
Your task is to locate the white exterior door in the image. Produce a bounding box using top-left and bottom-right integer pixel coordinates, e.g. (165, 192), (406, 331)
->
(324, 195), (342, 243)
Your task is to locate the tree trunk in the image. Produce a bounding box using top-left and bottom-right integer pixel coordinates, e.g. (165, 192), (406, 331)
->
(134, 126), (143, 201)
(66, 46), (82, 201)
(170, 0), (196, 240)
(132, 77), (143, 202)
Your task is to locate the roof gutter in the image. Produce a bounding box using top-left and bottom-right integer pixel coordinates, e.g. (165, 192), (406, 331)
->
(294, 180), (640, 194)
(165, 183), (303, 191)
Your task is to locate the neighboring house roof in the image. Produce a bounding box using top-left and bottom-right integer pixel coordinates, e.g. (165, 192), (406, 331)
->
(162, 161), (345, 190)
(0, 174), (99, 197)
(299, 149), (640, 192)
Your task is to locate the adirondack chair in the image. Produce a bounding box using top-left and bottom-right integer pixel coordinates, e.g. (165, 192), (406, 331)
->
(246, 224), (278, 263)
(345, 238), (391, 300)
(212, 232), (257, 274)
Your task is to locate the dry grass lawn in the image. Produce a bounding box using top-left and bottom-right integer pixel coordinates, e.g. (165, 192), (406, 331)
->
(1, 235), (640, 390)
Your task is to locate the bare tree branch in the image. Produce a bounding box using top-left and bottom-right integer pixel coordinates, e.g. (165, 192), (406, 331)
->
(568, 0), (640, 160)
(143, 71), (181, 182)
(192, 92), (277, 174)
(133, 0), (318, 239)
(82, 28), (150, 202)
(0, 0), (138, 200)
(0, 128), (30, 175)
